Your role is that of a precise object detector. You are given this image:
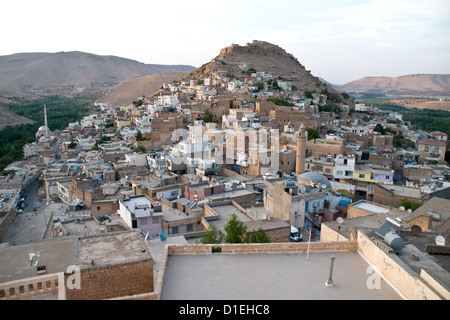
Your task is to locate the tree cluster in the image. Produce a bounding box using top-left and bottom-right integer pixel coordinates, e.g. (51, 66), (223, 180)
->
(200, 214), (270, 244)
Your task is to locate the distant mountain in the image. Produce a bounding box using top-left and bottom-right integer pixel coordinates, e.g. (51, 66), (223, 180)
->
(182, 40), (345, 99)
(0, 51), (195, 97)
(339, 74), (450, 95)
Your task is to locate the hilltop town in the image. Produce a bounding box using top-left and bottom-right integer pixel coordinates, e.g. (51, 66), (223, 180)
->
(0, 42), (449, 302)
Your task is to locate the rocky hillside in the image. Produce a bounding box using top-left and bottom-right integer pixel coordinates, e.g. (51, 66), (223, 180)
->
(0, 103), (34, 130)
(339, 74), (450, 95)
(97, 72), (186, 107)
(0, 51), (195, 97)
(182, 40), (341, 96)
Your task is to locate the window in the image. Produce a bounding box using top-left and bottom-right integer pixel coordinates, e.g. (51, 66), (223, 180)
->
(337, 171), (343, 176)
(140, 218), (147, 225)
(172, 226), (179, 234)
(152, 217), (159, 224)
(187, 224), (193, 232)
(97, 206), (101, 211)
(359, 174), (365, 178)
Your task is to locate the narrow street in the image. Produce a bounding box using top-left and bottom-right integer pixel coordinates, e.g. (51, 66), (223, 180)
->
(1, 176), (49, 245)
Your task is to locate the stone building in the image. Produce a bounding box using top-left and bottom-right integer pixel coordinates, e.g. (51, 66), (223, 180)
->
(0, 230), (154, 300)
(370, 184), (424, 209)
(142, 115), (184, 149)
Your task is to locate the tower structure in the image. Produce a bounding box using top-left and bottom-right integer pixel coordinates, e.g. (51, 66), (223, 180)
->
(36, 104), (51, 139)
(44, 104), (49, 137)
(295, 123), (307, 175)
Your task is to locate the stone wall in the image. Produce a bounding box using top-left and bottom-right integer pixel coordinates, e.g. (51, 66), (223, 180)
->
(90, 200), (119, 217)
(0, 210), (16, 241)
(356, 231), (445, 300)
(65, 259), (153, 300)
(371, 184), (422, 208)
(166, 241), (358, 255)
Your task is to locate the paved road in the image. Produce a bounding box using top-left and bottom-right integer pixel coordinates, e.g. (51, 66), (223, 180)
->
(23, 179), (39, 213)
(1, 179), (50, 245)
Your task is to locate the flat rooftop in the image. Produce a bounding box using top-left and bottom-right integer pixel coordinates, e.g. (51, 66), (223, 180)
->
(353, 202), (390, 214)
(207, 203), (253, 231)
(160, 251), (403, 300)
(205, 188), (257, 201)
(0, 230), (151, 283)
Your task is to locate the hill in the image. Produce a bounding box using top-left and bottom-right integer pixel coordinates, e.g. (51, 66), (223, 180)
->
(0, 51), (195, 97)
(182, 40), (343, 98)
(339, 74), (450, 96)
(0, 103), (34, 130)
(97, 72), (186, 107)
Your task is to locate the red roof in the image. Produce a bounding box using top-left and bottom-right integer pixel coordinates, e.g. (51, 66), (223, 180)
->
(430, 131), (448, 137)
(417, 139), (446, 146)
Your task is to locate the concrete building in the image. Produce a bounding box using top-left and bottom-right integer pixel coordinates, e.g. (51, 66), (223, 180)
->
(333, 154), (355, 183)
(118, 195), (163, 236)
(416, 139), (447, 162)
(370, 184), (424, 209)
(125, 152), (148, 167)
(263, 176), (330, 230)
(429, 131), (448, 142)
(0, 231), (153, 300)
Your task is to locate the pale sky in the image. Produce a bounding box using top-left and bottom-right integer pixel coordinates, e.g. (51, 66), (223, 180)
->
(1, 0), (450, 84)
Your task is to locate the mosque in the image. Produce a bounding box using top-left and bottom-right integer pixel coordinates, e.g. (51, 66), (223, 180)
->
(36, 104), (52, 139)
(295, 123), (332, 190)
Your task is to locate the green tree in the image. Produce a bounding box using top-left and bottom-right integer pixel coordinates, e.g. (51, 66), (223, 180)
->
(400, 198), (421, 211)
(256, 82), (265, 91)
(136, 130), (146, 141)
(373, 123), (386, 135)
(224, 214), (248, 243)
(134, 145), (146, 153)
(272, 79), (280, 90)
(249, 228), (270, 243)
(266, 97), (294, 106)
(304, 90), (314, 99)
(68, 140), (77, 149)
(202, 111), (214, 123)
(200, 226), (224, 244)
(306, 128), (319, 140)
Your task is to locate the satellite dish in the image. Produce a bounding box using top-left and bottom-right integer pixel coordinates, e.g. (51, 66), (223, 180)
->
(260, 214), (266, 220)
(336, 217), (344, 224)
(160, 233), (168, 242)
(411, 225), (422, 236)
(435, 235), (446, 246)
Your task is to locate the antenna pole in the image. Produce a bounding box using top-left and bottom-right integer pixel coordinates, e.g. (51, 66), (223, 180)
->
(306, 227), (312, 261)
(325, 255), (336, 287)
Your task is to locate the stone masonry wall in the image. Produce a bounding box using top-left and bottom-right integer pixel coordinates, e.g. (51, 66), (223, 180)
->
(0, 210), (16, 241)
(65, 259), (153, 300)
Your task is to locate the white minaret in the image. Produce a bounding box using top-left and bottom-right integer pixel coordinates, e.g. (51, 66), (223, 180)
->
(44, 104), (49, 137)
